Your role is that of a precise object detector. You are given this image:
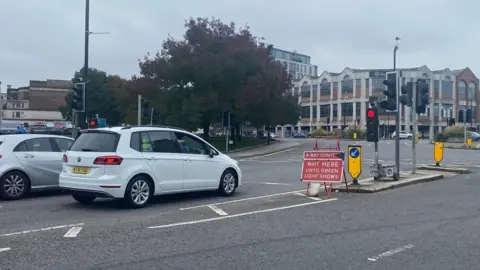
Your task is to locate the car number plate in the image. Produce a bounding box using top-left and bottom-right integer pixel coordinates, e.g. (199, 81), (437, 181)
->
(72, 167), (91, 174)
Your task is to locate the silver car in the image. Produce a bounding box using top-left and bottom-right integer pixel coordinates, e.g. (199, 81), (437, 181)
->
(0, 134), (74, 200)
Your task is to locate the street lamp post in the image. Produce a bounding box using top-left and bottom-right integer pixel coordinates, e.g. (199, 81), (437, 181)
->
(393, 36), (401, 180)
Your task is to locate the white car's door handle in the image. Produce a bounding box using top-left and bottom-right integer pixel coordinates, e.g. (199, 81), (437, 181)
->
(147, 156), (157, 160)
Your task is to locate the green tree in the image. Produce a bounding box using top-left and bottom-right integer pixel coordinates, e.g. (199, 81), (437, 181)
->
(138, 17), (275, 141)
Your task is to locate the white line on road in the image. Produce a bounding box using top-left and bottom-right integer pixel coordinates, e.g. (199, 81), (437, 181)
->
(293, 192), (322, 201)
(150, 198), (338, 229)
(0, 223), (84, 237)
(244, 182), (295, 186)
(0, 247), (11, 253)
(367, 244), (415, 262)
(207, 205), (228, 216)
(63, 226), (83, 238)
(179, 190), (305, 210)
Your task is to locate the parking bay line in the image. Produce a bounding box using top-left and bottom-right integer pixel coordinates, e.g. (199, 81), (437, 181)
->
(64, 226), (83, 238)
(0, 223), (84, 237)
(150, 198), (338, 229)
(0, 247), (11, 253)
(179, 190), (305, 210)
(368, 244), (415, 262)
(207, 205), (228, 216)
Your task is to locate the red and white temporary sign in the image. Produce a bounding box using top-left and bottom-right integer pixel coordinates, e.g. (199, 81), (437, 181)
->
(301, 151), (344, 183)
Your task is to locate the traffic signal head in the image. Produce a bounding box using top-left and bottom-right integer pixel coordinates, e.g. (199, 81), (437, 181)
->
(88, 118), (98, 128)
(366, 107), (379, 142)
(400, 82), (413, 107)
(415, 79), (429, 114)
(72, 83), (85, 112)
(466, 108), (472, 123)
(380, 72), (398, 111)
(142, 100), (150, 118)
(458, 109), (464, 123)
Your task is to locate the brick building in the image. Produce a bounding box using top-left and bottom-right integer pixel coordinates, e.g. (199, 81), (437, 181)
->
(6, 79), (71, 111)
(285, 65), (478, 140)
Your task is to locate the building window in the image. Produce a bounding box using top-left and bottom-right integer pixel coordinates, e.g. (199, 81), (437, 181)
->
(442, 80), (453, 97)
(301, 85), (310, 98)
(459, 81), (467, 99)
(372, 78), (384, 93)
(468, 82), (476, 100)
(15, 112), (20, 118)
(301, 106), (310, 118)
(311, 106), (317, 118)
(342, 75), (353, 94)
(365, 78), (370, 92)
(441, 104), (453, 118)
(342, 102), (354, 116)
(355, 79), (361, 87)
(355, 102), (361, 117)
(332, 104), (338, 117)
(320, 79), (331, 96)
(320, 105), (330, 117)
(333, 82), (338, 88)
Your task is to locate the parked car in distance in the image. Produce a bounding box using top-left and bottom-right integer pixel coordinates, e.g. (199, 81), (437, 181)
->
(293, 132), (306, 138)
(59, 126), (242, 209)
(391, 131), (412, 140)
(0, 134), (74, 200)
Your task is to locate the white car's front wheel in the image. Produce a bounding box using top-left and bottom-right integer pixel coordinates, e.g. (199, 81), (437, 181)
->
(218, 169), (237, 196)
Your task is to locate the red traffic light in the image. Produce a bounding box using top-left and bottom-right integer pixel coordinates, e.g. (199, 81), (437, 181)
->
(89, 120), (96, 127)
(367, 109), (375, 118)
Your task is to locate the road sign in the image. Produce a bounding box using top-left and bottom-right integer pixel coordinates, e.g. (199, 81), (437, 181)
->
(98, 118), (106, 128)
(301, 151), (344, 183)
(347, 145), (362, 181)
(433, 141), (444, 166)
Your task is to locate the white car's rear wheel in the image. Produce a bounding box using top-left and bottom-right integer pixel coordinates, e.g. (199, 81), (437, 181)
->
(123, 176), (153, 208)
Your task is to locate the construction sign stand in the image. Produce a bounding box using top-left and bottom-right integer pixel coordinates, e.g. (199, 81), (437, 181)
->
(301, 136), (349, 196)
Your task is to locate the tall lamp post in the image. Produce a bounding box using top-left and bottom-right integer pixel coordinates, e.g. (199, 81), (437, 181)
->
(394, 36), (400, 180)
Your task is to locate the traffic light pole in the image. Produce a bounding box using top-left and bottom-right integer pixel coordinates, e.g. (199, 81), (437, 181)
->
(393, 44), (400, 180)
(79, 0), (90, 130)
(412, 83), (417, 174)
(137, 95), (142, 125)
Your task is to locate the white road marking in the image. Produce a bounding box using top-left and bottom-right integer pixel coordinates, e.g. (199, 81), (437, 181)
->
(150, 198), (338, 229)
(63, 226), (83, 238)
(367, 244), (415, 262)
(244, 182), (294, 186)
(207, 205), (228, 216)
(0, 247), (11, 253)
(0, 223), (84, 237)
(179, 190), (305, 210)
(293, 192), (322, 200)
(244, 148), (297, 160)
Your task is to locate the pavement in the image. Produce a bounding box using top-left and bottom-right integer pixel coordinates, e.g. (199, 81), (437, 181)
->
(1, 139), (480, 269)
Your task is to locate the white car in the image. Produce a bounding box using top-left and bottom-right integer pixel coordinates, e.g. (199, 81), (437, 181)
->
(59, 126), (242, 208)
(0, 134), (74, 200)
(391, 131), (413, 140)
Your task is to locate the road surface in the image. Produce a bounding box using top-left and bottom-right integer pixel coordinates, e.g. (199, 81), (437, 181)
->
(1, 139), (480, 269)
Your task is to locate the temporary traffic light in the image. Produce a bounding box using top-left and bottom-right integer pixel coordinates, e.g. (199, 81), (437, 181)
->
(72, 83), (85, 112)
(88, 118), (98, 128)
(379, 72), (398, 111)
(415, 79), (429, 114)
(458, 109), (464, 123)
(366, 107), (379, 142)
(142, 100), (150, 118)
(400, 82), (413, 107)
(466, 108), (472, 123)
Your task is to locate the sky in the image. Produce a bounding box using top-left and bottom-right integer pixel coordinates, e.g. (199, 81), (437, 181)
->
(1, 0), (478, 89)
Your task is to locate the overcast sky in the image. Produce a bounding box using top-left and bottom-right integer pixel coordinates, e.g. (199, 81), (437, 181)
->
(1, 0), (478, 89)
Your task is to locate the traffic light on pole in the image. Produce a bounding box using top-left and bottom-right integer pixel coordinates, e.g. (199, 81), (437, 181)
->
(366, 107), (379, 142)
(142, 100), (150, 118)
(400, 82), (413, 107)
(466, 108), (472, 123)
(415, 79), (429, 114)
(88, 118), (98, 128)
(458, 109), (464, 123)
(72, 83), (85, 112)
(380, 72), (398, 111)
